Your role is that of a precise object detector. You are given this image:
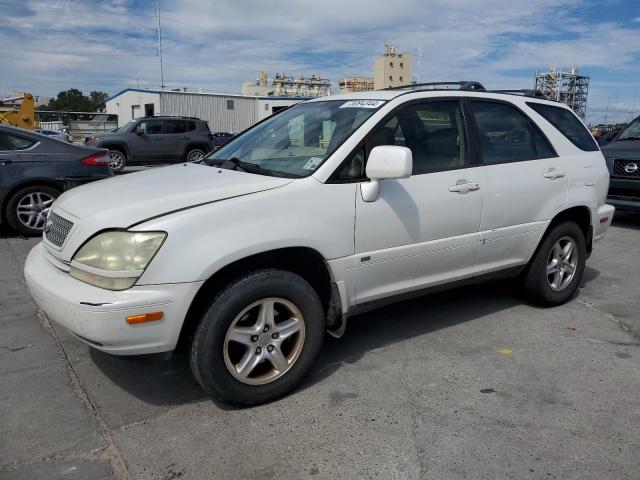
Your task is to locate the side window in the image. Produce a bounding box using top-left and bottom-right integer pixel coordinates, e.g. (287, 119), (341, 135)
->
(370, 101), (468, 175)
(186, 121), (196, 132)
(136, 120), (164, 135)
(336, 148), (365, 180)
(532, 127), (555, 159)
(470, 101), (535, 164)
(166, 120), (187, 134)
(526, 102), (598, 151)
(1, 133), (37, 151)
(332, 101), (468, 180)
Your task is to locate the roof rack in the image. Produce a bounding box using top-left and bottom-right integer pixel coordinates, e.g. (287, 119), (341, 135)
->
(488, 89), (545, 98)
(385, 81), (486, 92)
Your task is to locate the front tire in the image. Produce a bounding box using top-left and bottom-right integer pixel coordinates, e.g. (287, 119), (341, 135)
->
(5, 185), (60, 237)
(190, 269), (324, 405)
(522, 221), (586, 306)
(108, 149), (126, 172)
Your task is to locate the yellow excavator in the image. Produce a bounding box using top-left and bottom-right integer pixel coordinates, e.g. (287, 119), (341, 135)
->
(0, 92), (39, 129)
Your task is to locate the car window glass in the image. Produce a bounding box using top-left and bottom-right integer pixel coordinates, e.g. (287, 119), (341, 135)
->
(1, 133), (37, 150)
(210, 100), (381, 177)
(527, 102), (598, 151)
(532, 126), (555, 158)
(166, 120), (187, 134)
(471, 101), (535, 164)
(136, 120), (164, 135)
(373, 101), (467, 175)
(336, 148), (366, 180)
(187, 121), (196, 132)
(0, 134), (10, 150)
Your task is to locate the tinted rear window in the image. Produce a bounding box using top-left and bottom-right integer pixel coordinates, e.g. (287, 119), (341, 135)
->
(527, 102), (598, 151)
(0, 133), (37, 150)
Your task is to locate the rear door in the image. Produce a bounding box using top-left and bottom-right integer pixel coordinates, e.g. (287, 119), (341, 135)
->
(165, 119), (196, 161)
(468, 99), (568, 274)
(128, 119), (167, 162)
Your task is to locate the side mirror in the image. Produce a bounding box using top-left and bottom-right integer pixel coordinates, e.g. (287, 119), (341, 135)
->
(136, 129), (145, 136)
(361, 146), (412, 202)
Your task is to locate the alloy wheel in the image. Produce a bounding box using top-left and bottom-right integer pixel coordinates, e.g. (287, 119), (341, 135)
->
(223, 298), (305, 385)
(188, 150), (205, 162)
(109, 151), (124, 170)
(16, 191), (55, 231)
(546, 236), (578, 291)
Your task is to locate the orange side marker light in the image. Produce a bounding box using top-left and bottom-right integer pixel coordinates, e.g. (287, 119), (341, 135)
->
(126, 312), (164, 325)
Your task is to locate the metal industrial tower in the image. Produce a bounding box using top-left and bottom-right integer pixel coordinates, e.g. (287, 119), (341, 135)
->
(534, 65), (590, 118)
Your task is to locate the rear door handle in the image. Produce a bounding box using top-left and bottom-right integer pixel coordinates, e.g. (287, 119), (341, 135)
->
(544, 169), (565, 179)
(180, 136), (191, 140)
(449, 181), (480, 193)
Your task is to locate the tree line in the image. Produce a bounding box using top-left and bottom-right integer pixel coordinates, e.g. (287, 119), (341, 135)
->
(40, 89), (110, 112)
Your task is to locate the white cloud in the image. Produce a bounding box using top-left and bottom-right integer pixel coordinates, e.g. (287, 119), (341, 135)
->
(1, 0), (639, 124)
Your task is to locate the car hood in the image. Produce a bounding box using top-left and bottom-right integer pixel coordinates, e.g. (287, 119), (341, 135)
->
(601, 140), (640, 159)
(50, 163), (292, 256)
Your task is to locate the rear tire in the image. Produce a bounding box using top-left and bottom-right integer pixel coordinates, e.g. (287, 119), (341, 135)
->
(186, 148), (206, 163)
(190, 269), (324, 405)
(5, 185), (60, 237)
(522, 221), (586, 307)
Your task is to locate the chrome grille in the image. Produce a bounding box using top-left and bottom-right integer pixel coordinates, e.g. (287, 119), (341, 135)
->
(613, 159), (640, 178)
(45, 212), (74, 247)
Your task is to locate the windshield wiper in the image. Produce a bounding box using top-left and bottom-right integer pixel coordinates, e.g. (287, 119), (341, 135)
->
(205, 157), (274, 176)
(617, 136), (640, 141)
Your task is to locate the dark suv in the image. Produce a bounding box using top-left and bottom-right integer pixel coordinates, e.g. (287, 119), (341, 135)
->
(93, 116), (215, 172)
(602, 115), (640, 211)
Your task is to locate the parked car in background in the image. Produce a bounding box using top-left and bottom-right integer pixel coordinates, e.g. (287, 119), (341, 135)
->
(25, 84), (613, 405)
(602, 114), (640, 211)
(91, 116), (215, 172)
(34, 129), (73, 143)
(0, 124), (113, 236)
(211, 132), (236, 149)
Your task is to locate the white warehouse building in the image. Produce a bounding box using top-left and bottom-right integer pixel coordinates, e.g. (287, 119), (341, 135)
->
(105, 88), (310, 131)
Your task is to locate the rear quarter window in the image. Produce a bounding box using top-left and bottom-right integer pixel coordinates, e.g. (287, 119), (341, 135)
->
(527, 102), (598, 152)
(0, 133), (37, 150)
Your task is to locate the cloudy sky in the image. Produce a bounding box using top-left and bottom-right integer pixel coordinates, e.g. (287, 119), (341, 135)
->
(1, 0), (639, 124)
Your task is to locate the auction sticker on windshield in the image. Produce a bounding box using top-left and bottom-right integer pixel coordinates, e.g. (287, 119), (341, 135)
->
(303, 157), (323, 170)
(339, 100), (386, 109)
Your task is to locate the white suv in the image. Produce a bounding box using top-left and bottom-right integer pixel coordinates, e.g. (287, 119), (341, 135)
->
(25, 82), (614, 405)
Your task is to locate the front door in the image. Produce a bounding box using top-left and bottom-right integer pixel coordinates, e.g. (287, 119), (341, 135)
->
(128, 119), (167, 162)
(467, 100), (568, 274)
(351, 100), (484, 304)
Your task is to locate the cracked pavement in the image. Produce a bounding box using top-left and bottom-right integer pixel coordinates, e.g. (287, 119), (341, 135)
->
(1, 213), (639, 479)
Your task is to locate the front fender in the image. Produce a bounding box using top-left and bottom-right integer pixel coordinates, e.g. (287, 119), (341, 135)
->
(135, 178), (357, 285)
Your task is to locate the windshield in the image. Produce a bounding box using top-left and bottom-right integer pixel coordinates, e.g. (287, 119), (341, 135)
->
(205, 99), (385, 177)
(110, 119), (137, 133)
(617, 117), (640, 140)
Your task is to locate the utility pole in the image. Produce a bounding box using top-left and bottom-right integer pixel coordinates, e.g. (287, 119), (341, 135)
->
(157, 0), (165, 90)
(417, 39), (423, 83)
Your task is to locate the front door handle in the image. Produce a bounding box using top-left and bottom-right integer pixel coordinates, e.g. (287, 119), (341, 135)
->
(449, 181), (480, 193)
(544, 169), (565, 179)
(0, 160), (13, 166)
(180, 136), (191, 140)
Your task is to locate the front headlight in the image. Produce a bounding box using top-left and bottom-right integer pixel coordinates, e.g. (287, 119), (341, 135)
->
(70, 231), (166, 290)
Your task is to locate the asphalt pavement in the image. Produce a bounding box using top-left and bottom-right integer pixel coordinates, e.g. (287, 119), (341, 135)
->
(1, 213), (639, 480)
